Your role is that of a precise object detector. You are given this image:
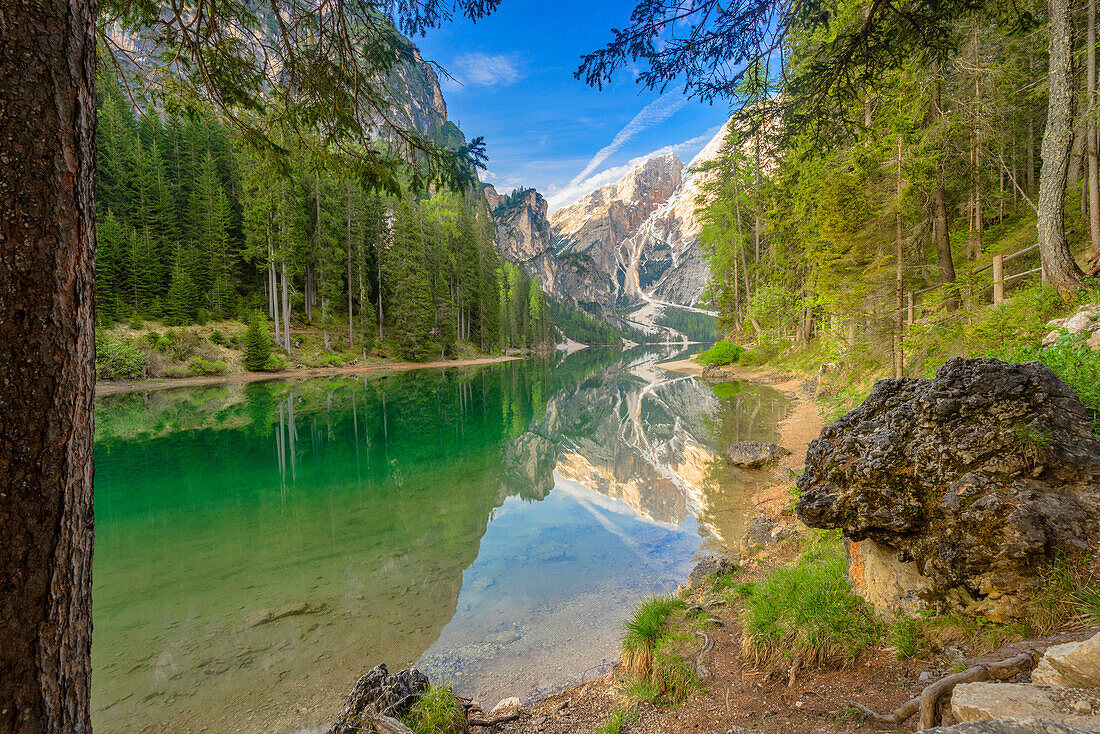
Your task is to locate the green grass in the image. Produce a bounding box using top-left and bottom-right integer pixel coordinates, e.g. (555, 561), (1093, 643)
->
(890, 612), (922, 660)
(621, 595), (684, 680)
(594, 707), (637, 734)
(401, 685), (465, 734)
(621, 676), (661, 704)
(738, 531), (881, 669)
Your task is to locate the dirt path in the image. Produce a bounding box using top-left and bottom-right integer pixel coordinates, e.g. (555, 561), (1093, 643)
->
(96, 355), (521, 396)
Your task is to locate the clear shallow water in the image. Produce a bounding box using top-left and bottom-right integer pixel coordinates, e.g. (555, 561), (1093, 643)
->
(91, 346), (789, 733)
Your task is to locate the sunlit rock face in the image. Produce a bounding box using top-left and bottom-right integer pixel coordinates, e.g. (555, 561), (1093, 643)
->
(488, 122), (731, 325)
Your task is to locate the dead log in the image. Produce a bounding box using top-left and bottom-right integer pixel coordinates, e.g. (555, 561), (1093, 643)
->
(850, 649), (1040, 730)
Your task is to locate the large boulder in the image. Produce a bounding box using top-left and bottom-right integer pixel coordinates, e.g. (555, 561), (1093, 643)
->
(726, 441), (791, 469)
(795, 358), (1100, 620)
(951, 682), (1100, 729)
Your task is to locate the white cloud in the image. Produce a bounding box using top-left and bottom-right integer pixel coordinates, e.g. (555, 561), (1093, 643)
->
(453, 52), (523, 86)
(546, 127), (719, 211)
(568, 95), (686, 186)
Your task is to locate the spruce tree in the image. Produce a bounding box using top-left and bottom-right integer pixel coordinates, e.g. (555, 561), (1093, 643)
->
(243, 311), (273, 371)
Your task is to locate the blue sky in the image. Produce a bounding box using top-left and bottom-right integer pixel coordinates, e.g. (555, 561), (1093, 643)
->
(415, 0), (733, 211)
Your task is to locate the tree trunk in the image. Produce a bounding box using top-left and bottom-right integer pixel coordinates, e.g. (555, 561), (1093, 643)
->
(1089, 0), (1100, 253)
(0, 0), (97, 731)
(1038, 0), (1088, 295)
(895, 134), (905, 379)
(347, 185), (355, 346)
(282, 261), (291, 358)
(933, 186), (957, 309)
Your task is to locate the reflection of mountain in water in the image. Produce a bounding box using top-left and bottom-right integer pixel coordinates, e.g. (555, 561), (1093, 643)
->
(91, 350), (789, 733)
(503, 347), (790, 532)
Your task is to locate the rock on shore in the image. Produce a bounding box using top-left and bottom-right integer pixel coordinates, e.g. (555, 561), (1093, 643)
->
(795, 357), (1100, 620)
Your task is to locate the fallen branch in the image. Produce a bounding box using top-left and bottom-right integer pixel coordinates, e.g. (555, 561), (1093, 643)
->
(467, 712), (521, 727)
(850, 649), (1040, 730)
(694, 631), (714, 679)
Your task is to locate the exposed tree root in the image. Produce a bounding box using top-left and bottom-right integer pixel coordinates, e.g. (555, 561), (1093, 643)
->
(695, 631), (715, 679)
(468, 712), (521, 727)
(850, 649), (1040, 730)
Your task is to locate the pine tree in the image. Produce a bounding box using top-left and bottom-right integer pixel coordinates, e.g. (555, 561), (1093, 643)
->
(243, 311), (272, 371)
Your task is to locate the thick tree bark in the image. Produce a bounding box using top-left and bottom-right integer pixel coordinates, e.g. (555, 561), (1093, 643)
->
(0, 0), (97, 732)
(1038, 0), (1088, 295)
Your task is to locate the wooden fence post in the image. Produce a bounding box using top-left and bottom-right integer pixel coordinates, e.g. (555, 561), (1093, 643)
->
(993, 253), (1005, 304)
(907, 292), (915, 325)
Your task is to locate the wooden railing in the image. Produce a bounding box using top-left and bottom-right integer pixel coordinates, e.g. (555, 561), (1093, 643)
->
(866, 242), (1045, 326)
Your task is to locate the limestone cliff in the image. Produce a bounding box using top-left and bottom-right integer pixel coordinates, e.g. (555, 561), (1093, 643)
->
(487, 121), (731, 326)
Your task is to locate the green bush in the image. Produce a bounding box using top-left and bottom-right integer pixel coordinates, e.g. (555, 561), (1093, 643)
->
(187, 357), (227, 376)
(95, 336), (147, 380)
(262, 354), (286, 372)
(209, 329), (228, 346)
(696, 340), (744, 366)
(739, 531), (881, 669)
(988, 333), (1100, 433)
(243, 313), (273, 372)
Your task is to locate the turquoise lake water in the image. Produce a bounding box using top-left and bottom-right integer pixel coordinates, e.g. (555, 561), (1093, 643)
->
(91, 346), (789, 733)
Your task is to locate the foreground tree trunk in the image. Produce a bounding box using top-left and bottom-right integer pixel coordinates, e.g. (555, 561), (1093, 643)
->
(0, 0), (97, 732)
(1089, 0), (1100, 253)
(1038, 0), (1088, 295)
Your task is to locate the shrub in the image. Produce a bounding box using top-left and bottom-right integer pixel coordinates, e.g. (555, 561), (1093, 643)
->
(988, 333), (1100, 434)
(209, 329), (228, 346)
(187, 357), (227, 376)
(95, 336), (147, 380)
(142, 331), (161, 348)
(696, 340), (744, 366)
(262, 354), (287, 372)
(739, 531), (881, 669)
(243, 312), (273, 372)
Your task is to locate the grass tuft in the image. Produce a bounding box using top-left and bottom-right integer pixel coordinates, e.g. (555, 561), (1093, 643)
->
(621, 595), (683, 681)
(401, 685), (466, 734)
(739, 531), (881, 670)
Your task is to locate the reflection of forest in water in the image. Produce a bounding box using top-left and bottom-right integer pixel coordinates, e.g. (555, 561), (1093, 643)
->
(91, 348), (788, 734)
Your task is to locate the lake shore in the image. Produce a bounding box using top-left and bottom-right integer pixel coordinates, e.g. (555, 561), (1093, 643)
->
(428, 361), (896, 734)
(95, 354), (522, 396)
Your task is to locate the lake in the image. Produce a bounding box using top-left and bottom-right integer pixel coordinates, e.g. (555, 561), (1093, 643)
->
(91, 346), (790, 733)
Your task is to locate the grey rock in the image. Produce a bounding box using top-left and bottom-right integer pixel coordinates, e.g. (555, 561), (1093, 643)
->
(327, 664), (429, 734)
(924, 721), (1099, 733)
(688, 554), (737, 588)
(951, 682), (1100, 730)
(795, 358), (1100, 621)
(726, 441), (792, 469)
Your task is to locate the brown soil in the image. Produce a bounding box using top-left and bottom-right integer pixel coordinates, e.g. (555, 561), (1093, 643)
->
(95, 355), (521, 396)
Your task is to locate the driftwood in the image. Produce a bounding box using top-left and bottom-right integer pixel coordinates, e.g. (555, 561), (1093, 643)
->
(694, 631), (714, 679)
(468, 712), (521, 727)
(372, 714), (416, 734)
(851, 649), (1040, 730)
